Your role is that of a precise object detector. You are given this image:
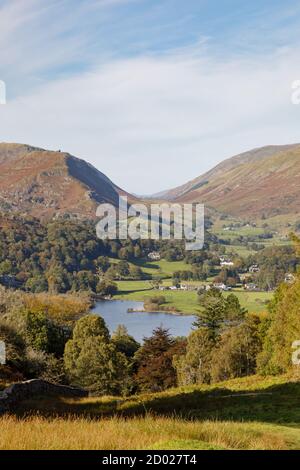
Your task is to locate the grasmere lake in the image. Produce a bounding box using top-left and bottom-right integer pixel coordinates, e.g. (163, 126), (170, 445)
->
(92, 300), (196, 343)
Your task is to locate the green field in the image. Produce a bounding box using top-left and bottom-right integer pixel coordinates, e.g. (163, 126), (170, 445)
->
(209, 218), (292, 257)
(115, 281), (272, 314)
(109, 257), (191, 279)
(7, 374), (300, 450)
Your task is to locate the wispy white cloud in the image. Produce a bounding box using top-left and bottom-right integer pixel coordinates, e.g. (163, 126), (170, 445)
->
(1, 43), (299, 193)
(0, 0), (138, 95)
(0, 0), (300, 193)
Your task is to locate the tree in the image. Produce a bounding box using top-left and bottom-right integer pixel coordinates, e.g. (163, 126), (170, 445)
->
(257, 279), (300, 375)
(257, 235), (300, 375)
(195, 288), (226, 340)
(195, 289), (247, 339)
(112, 325), (140, 358)
(25, 310), (49, 352)
(174, 328), (214, 385)
(24, 309), (70, 356)
(25, 275), (48, 293)
(129, 265), (143, 280)
(211, 316), (262, 382)
(118, 261), (130, 277)
(46, 263), (69, 294)
(0, 260), (13, 275)
(64, 315), (129, 395)
(224, 294), (247, 323)
(96, 280), (118, 296)
(134, 327), (178, 392)
(150, 278), (162, 290)
(133, 245), (142, 258)
(214, 268), (240, 287)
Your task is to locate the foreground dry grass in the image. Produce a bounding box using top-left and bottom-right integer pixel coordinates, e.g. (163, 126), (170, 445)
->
(0, 415), (295, 450)
(1, 375), (299, 450)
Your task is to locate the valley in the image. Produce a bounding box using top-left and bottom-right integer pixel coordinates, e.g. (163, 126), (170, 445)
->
(0, 141), (299, 452)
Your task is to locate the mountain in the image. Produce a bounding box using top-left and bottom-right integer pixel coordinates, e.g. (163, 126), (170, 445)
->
(158, 144), (300, 219)
(2, 142), (300, 221)
(0, 143), (133, 220)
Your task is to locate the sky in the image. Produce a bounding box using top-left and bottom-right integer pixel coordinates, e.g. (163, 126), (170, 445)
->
(0, 0), (300, 194)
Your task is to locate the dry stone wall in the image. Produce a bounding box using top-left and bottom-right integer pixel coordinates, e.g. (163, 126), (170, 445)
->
(0, 379), (88, 413)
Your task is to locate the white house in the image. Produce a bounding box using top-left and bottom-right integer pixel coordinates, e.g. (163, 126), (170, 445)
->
(244, 283), (259, 291)
(214, 283), (232, 291)
(220, 260), (234, 267)
(249, 264), (260, 273)
(148, 251), (161, 261)
(284, 273), (295, 284)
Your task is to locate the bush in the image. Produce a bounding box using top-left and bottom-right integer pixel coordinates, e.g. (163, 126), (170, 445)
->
(0, 320), (26, 375)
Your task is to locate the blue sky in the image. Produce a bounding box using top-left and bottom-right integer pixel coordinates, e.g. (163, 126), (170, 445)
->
(0, 0), (300, 193)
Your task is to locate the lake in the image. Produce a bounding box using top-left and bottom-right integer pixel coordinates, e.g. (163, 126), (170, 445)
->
(92, 300), (196, 343)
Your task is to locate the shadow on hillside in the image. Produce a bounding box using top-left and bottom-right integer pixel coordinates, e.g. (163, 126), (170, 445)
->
(134, 261), (160, 271)
(14, 381), (300, 426)
(117, 287), (153, 295)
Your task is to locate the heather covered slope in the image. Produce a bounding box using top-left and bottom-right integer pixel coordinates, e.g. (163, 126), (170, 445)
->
(0, 143), (132, 220)
(158, 144), (300, 219)
(2, 142), (300, 221)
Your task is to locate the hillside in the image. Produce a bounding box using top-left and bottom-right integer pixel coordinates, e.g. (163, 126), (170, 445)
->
(4, 374), (300, 450)
(158, 144), (300, 219)
(2, 142), (300, 221)
(0, 143), (133, 220)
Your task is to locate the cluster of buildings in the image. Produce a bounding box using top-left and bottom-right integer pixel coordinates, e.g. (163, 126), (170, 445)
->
(219, 256), (234, 267)
(159, 282), (233, 293)
(244, 283), (260, 291)
(150, 253), (296, 294)
(159, 283), (199, 292)
(248, 264), (260, 273)
(212, 283), (232, 291)
(148, 251), (161, 261)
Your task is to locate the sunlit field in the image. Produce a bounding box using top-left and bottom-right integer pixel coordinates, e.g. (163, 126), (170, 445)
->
(0, 415), (292, 450)
(2, 374), (299, 450)
(115, 281), (272, 314)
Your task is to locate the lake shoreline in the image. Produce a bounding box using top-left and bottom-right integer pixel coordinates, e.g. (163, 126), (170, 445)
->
(127, 307), (194, 317)
(92, 299), (196, 342)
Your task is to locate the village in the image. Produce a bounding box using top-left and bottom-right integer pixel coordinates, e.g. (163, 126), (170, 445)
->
(147, 251), (295, 295)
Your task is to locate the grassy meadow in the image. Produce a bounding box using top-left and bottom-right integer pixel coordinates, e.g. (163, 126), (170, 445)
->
(110, 244), (274, 314)
(115, 281), (272, 314)
(2, 374), (300, 450)
(109, 257), (190, 278)
(209, 218), (292, 256)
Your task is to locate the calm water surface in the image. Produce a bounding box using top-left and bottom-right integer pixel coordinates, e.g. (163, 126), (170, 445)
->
(92, 300), (195, 343)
